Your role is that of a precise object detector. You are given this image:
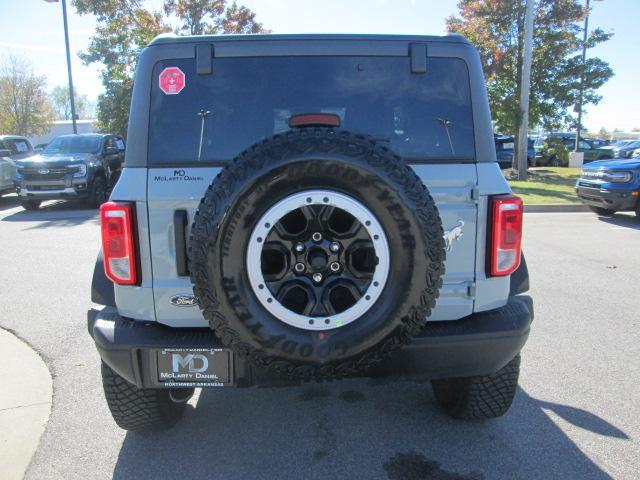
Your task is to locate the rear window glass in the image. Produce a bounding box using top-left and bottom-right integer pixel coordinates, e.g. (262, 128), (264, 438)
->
(148, 56), (475, 164)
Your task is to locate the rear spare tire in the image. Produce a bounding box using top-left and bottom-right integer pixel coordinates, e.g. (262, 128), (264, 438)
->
(189, 129), (446, 379)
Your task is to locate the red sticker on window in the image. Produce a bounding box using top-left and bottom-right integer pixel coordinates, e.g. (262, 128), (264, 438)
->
(159, 67), (186, 95)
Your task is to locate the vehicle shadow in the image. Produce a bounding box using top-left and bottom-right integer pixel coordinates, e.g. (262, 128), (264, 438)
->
(112, 382), (625, 480)
(0, 194), (20, 212)
(597, 213), (640, 230)
(0, 199), (98, 229)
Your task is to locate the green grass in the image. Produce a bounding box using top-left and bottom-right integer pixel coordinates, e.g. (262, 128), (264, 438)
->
(508, 167), (582, 204)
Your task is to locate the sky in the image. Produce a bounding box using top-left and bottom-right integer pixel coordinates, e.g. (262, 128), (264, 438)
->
(1, 0), (639, 133)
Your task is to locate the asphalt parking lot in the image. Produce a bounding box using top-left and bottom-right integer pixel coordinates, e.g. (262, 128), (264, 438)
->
(0, 195), (638, 480)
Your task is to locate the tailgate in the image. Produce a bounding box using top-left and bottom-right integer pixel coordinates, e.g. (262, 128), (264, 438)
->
(147, 164), (478, 327)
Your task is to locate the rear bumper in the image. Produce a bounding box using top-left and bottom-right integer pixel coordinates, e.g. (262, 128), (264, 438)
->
(575, 184), (638, 211)
(88, 295), (533, 388)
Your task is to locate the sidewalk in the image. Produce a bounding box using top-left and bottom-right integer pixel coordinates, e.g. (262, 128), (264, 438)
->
(0, 328), (52, 480)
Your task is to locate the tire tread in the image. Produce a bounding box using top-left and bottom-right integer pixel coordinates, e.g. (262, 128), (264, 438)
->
(431, 355), (520, 420)
(101, 362), (185, 431)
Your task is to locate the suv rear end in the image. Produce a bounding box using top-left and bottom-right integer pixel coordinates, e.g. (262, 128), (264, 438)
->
(88, 34), (532, 431)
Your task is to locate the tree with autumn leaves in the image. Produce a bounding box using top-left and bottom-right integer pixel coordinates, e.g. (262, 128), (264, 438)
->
(73, 0), (268, 137)
(0, 56), (55, 137)
(75, 0), (613, 148)
(447, 0), (613, 141)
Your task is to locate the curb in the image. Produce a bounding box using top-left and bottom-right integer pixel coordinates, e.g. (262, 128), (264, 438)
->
(0, 328), (52, 480)
(524, 203), (590, 213)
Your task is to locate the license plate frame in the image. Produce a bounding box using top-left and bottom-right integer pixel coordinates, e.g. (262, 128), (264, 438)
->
(155, 347), (233, 387)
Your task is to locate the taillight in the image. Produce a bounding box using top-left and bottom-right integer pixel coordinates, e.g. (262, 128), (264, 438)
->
(488, 195), (523, 276)
(100, 201), (138, 285)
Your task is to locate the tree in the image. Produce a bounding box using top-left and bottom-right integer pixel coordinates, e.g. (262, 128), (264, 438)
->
(74, 0), (267, 137)
(74, 0), (168, 137)
(50, 85), (90, 120)
(0, 56), (54, 136)
(163, 0), (268, 35)
(598, 126), (609, 137)
(447, 0), (613, 137)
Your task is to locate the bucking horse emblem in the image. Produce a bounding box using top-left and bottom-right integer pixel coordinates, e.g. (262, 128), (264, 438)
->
(443, 220), (464, 252)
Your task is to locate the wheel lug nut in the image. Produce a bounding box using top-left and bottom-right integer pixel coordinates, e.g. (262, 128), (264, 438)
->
(294, 263), (306, 273)
(312, 232), (323, 243)
(294, 243), (305, 253)
(330, 242), (340, 252)
(312, 273), (323, 283)
(330, 262), (341, 272)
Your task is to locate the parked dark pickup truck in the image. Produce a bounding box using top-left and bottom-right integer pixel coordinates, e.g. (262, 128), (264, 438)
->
(15, 133), (125, 210)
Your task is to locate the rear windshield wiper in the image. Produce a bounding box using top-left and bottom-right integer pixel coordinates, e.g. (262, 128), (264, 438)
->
(438, 118), (456, 156)
(197, 109), (211, 162)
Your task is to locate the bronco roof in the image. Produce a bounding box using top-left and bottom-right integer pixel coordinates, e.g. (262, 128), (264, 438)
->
(148, 33), (470, 47)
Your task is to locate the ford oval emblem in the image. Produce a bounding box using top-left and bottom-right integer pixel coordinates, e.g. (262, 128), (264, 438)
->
(38, 168), (50, 175)
(169, 294), (198, 307)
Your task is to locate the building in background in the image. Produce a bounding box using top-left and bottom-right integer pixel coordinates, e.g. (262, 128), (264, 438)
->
(29, 119), (96, 148)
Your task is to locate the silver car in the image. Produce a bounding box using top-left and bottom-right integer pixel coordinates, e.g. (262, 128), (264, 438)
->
(0, 135), (36, 196)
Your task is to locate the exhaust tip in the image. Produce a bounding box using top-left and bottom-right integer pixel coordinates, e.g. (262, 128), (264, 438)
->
(169, 387), (195, 403)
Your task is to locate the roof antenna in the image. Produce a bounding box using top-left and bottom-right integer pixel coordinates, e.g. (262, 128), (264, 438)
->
(197, 109), (211, 162)
(438, 118), (455, 155)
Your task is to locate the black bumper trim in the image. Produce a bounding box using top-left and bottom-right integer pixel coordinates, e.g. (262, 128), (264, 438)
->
(88, 296), (533, 388)
(576, 185), (638, 211)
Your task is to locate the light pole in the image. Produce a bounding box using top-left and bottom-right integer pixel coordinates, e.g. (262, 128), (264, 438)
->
(516, 0), (535, 181)
(45, 0), (77, 134)
(574, 0), (590, 151)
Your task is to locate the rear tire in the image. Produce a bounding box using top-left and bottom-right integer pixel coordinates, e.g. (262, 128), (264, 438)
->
(431, 354), (520, 420)
(101, 362), (192, 431)
(20, 199), (41, 211)
(589, 206), (615, 217)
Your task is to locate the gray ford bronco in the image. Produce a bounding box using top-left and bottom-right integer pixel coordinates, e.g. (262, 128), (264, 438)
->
(88, 34), (532, 431)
